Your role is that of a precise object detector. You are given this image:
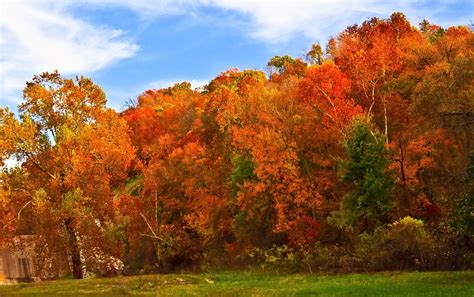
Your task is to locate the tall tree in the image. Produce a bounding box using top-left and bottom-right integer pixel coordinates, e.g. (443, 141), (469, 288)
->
(332, 13), (417, 143)
(337, 118), (394, 232)
(0, 72), (134, 278)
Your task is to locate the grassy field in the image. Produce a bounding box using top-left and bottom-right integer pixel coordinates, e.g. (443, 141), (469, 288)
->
(0, 270), (472, 296)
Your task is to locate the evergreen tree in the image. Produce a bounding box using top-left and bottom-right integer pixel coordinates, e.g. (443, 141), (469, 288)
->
(339, 118), (394, 232)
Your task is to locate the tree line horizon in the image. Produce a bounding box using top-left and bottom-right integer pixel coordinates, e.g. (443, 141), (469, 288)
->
(1, 12), (473, 279)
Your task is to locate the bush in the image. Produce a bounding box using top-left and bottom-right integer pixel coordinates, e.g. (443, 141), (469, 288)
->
(355, 217), (433, 270)
(243, 242), (355, 273)
(299, 242), (354, 273)
(384, 216), (431, 269)
(248, 245), (297, 272)
(423, 224), (473, 270)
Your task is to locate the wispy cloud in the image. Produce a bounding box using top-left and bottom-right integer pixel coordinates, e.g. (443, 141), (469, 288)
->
(205, 0), (470, 43)
(0, 0), (139, 105)
(88, 0), (470, 44)
(1, 0), (470, 107)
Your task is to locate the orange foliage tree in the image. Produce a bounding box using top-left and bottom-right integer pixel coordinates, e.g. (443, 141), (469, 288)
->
(1, 13), (472, 275)
(0, 72), (134, 278)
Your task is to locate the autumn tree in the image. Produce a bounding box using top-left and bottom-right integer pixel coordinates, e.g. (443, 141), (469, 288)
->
(332, 12), (417, 143)
(267, 55), (307, 81)
(119, 81), (235, 271)
(306, 43), (325, 65)
(0, 72), (134, 278)
(389, 23), (474, 219)
(1, 13), (470, 275)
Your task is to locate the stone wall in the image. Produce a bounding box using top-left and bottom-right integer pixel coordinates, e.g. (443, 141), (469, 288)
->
(0, 238), (37, 284)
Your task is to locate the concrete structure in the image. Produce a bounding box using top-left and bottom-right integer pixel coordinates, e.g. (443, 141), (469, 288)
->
(0, 237), (37, 284)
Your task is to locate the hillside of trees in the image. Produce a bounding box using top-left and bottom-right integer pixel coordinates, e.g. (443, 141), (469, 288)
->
(1, 13), (473, 278)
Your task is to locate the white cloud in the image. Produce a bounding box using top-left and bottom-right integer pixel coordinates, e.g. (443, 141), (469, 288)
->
(83, 0), (469, 44)
(1, 0), (468, 107)
(205, 0), (468, 43)
(0, 0), (139, 105)
(78, 0), (197, 18)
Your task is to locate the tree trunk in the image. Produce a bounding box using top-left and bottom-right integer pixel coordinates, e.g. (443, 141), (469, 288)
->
(398, 143), (410, 213)
(383, 95), (389, 144)
(399, 143), (406, 184)
(64, 218), (83, 279)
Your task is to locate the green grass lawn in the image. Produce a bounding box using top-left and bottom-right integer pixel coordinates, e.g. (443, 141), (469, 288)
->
(0, 270), (472, 296)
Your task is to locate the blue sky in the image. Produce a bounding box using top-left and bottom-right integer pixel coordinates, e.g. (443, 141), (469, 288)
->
(1, 0), (472, 112)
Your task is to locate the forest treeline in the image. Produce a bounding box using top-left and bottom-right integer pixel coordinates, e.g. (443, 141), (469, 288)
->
(1, 13), (473, 278)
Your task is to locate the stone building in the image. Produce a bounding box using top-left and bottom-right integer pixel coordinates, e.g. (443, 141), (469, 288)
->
(0, 236), (37, 284)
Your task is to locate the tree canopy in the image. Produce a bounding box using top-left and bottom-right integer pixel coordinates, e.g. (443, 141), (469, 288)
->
(1, 13), (473, 277)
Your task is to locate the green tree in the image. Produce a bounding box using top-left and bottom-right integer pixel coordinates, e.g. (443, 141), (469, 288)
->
(338, 118), (394, 232)
(451, 150), (474, 236)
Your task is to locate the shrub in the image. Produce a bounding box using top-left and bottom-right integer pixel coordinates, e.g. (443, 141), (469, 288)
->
(354, 227), (387, 270)
(248, 245), (297, 272)
(384, 216), (431, 269)
(246, 242), (355, 273)
(299, 242), (353, 273)
(355, 216), (433, 270)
